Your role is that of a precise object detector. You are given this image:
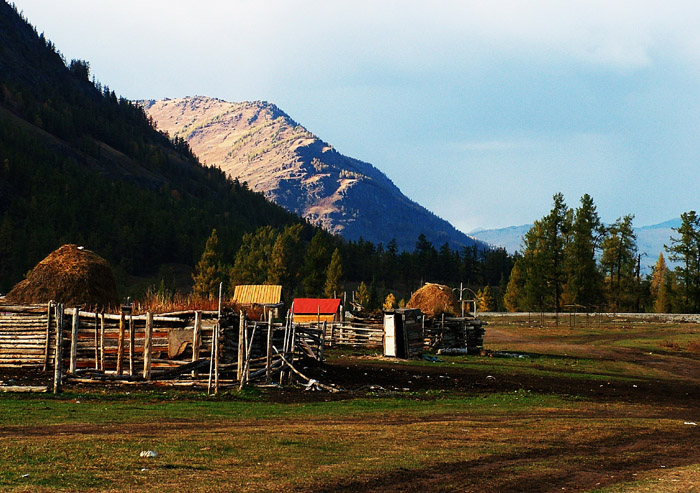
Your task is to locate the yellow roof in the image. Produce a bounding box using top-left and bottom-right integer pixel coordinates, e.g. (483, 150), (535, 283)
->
(233, 285), (282, 305)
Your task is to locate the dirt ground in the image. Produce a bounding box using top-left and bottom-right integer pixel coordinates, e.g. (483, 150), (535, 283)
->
(3, 323), (700, 492)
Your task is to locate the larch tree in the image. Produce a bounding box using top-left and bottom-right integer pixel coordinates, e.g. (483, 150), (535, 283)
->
(504, 259), (525, 312)
(478, 285), (495, 312)
(650, 252), (671, 313)
(324, 248), (344, 298)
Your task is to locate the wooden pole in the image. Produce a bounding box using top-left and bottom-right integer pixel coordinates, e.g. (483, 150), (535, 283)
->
(207, 321), (216, 395)
(215, 282), (222, 394)
(237, 311), (245, 381)
(99, 312), (105, 372)
(94, 311), (99, 370)
(192, 310), (202, 378)
(116, 307), (126, 375)
(143, 312), (153, 381)
(53, 304), (64, 394)
(42, 301), (53, 372)
(214, 323), (220, 394)
(128, 309), (134, 376)
(266, 310), (273, 383)
(320, 321), (327, 362)
(69, 308), (79, 374)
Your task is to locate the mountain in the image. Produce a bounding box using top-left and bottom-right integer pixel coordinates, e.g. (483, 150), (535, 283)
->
(470, 218), (683, 273)
(0, 3), (303, 293)
(142, 96), (484, 252)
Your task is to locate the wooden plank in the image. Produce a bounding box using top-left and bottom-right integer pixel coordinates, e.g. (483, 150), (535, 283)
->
(116, 308), (125, 375)
(192, 311), (202, 378)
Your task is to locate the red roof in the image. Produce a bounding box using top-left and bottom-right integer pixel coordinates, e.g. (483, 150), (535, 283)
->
(292, 298), (341, 315)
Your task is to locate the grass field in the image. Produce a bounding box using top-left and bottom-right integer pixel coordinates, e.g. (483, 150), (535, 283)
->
(2, 316), (700, 492)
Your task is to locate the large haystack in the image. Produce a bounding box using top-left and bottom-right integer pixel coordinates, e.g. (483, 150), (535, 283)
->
(406, 283), (458, 318)
(5, 244), (119, 308)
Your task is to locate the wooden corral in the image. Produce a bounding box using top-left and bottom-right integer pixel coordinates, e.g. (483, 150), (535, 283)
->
(0, 303), (327, 393)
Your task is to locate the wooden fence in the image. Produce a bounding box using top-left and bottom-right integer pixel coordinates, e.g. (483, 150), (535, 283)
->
(0, 304), (326, 393)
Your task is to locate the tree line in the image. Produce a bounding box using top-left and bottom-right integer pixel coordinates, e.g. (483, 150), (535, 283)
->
(190, 226), (513, 311)
(504, 193), (700, 314)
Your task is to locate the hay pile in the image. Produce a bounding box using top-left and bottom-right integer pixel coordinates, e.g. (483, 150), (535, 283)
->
(407, 283), (458, 318)
(5, 244), (119, 308)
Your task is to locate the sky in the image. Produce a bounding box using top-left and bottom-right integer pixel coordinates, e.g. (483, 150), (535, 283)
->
(11, 0), (700, 233)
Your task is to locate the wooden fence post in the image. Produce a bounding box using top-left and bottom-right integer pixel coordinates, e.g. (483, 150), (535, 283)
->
(117, 306), (126, 375)
(320, 321), (327, 362)
(69, 308), (79, 374)
(99, 312), (105, 372)
(43, 301), (53, 372)
(143, 312), (153, 381)
(53, 304), (64, 394)
(266, 310), (273, 383)
(192, 310), (202, 378)
(128, 309), (134, 376)
(94, 311), (99, 370)
(237, 311), (245, 381)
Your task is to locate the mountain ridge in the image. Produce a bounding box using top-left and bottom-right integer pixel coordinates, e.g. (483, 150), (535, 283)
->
(142, 96), (484, 252)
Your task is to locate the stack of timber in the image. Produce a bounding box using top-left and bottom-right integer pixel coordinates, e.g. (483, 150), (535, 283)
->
(424, 316), (486, 354)
(0, 304), (54, 368)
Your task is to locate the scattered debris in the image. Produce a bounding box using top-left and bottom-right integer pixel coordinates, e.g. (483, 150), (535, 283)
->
(684, 421), (697, 426)
(140, 450), (158, 458)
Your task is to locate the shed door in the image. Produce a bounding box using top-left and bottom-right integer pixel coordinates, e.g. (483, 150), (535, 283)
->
(384, 314), (397, 357)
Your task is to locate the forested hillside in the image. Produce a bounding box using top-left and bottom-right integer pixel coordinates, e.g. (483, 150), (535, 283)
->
(0, 2), (304, 293)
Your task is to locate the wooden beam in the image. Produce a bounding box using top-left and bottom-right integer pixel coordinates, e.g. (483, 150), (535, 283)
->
(192, 310), (202, 379)
(42, 301), (53, 372)
(116, 308), (125, 375)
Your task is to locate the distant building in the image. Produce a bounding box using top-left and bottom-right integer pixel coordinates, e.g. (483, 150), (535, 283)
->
(292, 298), (341, 323)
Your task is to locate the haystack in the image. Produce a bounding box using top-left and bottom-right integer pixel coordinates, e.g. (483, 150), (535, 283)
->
(5, 244), (119, 308)
(406, 283), (458, 318)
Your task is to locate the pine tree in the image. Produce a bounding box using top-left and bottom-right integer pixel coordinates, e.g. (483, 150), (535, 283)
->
(192, 228), (221, 300)
(600, 215), (637, 311)
(324, 248), (343, 298)
(520, 193), (571, 313)
(301, 231), (331, 296)
(229, 226), (278, 287)
(666, 211), (700, 312)
(564, 194), (603, 309)
(268, 224), (304, 301)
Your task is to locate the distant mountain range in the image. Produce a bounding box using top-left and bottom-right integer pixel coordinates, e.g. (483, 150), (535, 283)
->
(470, 218), (683, 273)
(142, 96), (485, 252)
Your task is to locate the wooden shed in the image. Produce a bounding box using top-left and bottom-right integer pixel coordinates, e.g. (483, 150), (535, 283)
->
(232, 285), (283, 320)
(383, 308), (424, 358)
(292, 298), (341, 323)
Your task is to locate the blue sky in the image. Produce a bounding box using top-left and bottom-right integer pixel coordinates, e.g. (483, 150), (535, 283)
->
(12, 0), (700, 232)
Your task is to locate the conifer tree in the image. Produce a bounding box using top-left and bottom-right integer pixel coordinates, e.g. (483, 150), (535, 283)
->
(564, 194), (603, 309)
(324, 248), (344, 298)
(600, 215), (637, 311)
(650, 253), (671, 313)
(478, 285), (495, 312)
(355, 281), (370, 309)
(268, 224), (304, 300)
(383, 292), (397, 310)
(666, 211), (700, 312)
(302, 231), (331, 296)
(504, 260), (525, 312)
(229, 226), (278, 287)
(192, 228), (221, 299)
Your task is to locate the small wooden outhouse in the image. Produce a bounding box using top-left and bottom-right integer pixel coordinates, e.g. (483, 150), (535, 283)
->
(383, 308), (423, 358)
